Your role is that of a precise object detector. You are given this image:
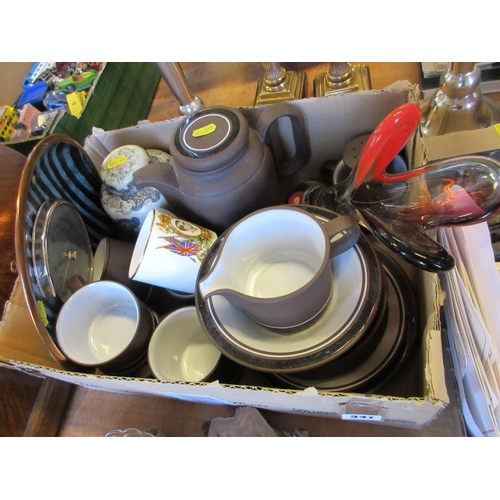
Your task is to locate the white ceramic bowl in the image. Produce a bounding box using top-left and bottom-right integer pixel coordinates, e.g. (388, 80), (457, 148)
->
(56, 280), (156, 372)
(148, 306), (222, 382)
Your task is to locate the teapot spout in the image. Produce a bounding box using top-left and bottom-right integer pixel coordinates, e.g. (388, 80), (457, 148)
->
(132, 159), (180, 200)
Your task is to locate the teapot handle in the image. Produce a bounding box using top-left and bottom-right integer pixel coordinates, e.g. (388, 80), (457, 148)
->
(255, 103), (310, 176)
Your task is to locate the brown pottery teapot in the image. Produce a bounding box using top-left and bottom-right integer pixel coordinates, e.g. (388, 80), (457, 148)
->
(133, 104), (309, 233)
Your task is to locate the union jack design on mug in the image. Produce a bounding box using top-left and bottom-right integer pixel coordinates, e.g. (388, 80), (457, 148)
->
(160, 236), (199, 261)
(154, 213), (217, 264)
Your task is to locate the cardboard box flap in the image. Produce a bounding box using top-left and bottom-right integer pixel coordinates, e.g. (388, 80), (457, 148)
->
(84, 84), (412, 191)
(85, 120), (179, 170)
(8, 357), (444, 429)
(423, 125), (500, 163)
(0, 280), (64, 370)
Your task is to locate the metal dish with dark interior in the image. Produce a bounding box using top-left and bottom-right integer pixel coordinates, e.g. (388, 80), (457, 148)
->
(15, 135), (120, 367)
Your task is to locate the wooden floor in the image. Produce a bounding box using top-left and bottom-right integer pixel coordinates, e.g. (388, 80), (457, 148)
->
(1, 62), (486, 437)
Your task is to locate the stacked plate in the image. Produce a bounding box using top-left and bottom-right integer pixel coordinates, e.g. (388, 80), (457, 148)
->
(197, 207), (384, 372)
(196, 206), (419, 392)
(262, 248), (419, 393)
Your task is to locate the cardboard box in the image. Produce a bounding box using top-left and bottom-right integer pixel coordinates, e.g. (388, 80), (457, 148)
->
(0, 84), (450, 430)
(420, 124), (500, 164)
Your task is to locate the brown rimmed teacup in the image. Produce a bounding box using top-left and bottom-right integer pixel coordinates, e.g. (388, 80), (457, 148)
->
(92, 237), (154, 303)
(148, 306), (240, 383)
(56, 278), (157, 373)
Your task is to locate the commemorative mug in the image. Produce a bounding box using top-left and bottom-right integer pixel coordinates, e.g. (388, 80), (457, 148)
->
(129, 208), (218, 294)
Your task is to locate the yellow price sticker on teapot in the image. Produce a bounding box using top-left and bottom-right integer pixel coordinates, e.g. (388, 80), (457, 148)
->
(107, 155), (128, 169)
(192, 123), (217, 137)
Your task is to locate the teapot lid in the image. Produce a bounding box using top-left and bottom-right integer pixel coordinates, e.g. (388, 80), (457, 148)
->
(174, 107), (241, 159)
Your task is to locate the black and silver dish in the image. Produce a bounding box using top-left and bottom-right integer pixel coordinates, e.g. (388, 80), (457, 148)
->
(32, 199), (93, 307)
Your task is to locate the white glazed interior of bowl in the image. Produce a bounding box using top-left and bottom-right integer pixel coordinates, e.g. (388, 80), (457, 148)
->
(200, 209), (325, 299)
(56, 282), (139, 365)
(208, 244), (366, 356)
(148, 306), (221, 382)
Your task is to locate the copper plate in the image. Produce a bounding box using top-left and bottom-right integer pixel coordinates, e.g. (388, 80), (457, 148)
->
(15, 135), (119, 366)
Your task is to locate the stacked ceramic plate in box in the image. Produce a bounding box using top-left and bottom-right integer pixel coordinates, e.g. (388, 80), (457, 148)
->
(196, 206), (418, 392)
(262, 248), (419, 393)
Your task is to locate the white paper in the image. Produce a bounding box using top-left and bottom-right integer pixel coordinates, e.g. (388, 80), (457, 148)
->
(438, 226), (500, 436)
(449, 224), (500, 352)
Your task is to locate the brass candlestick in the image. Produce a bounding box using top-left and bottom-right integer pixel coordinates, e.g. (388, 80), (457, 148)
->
(254, 63), (307, 106)
(420, 62), (500, 137)
(314, 62), (372, 97)
(156, 62), (204, 116)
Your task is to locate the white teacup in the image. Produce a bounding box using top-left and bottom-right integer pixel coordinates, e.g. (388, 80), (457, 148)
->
(148, 306), (223, 382)
(56, 280), (157, 373)
(129, 208), (217, 294)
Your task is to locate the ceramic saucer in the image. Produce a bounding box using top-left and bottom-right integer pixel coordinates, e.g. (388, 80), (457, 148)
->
(196, 206), (384, 373)
(264, 247), (419, 392)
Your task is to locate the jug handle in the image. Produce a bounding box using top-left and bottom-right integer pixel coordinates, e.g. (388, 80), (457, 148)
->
(255, 103), (310, 177)
(322, 215), (361, 258)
